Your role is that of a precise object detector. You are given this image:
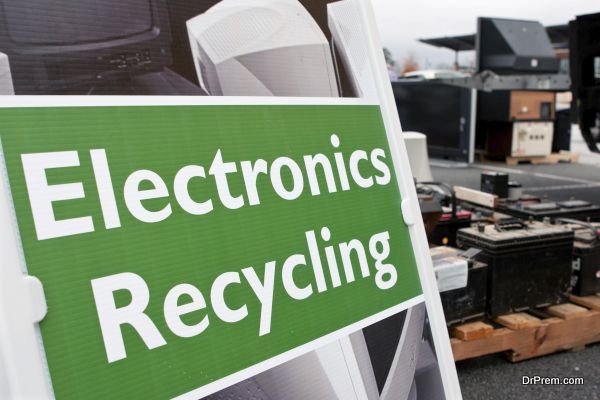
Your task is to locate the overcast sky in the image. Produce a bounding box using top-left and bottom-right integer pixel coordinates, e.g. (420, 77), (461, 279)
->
(371, 0), (599, 69)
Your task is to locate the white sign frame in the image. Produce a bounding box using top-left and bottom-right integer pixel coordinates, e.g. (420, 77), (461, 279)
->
(0, 0), (462, 398)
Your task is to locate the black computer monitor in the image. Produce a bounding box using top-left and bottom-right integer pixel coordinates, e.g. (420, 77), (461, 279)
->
(476, 17), (559, 75)
(392, 80), (475, 162)
(0, 0), (172, 94)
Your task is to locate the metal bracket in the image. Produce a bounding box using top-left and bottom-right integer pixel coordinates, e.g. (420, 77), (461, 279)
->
(437, 71), (571, 92)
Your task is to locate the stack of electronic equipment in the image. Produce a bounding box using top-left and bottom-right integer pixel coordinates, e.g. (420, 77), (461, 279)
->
(423, 171), (600, 326)
(478, 90), (557, 159)
(475, 17), (562, 160)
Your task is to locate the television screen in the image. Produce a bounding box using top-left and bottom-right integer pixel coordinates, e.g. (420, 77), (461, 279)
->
(4, 0), (153, 45)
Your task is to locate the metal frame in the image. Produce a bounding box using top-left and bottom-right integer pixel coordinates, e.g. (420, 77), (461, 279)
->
(436, 71), (571, 92)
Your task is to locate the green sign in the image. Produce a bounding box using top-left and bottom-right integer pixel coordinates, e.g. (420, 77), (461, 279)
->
(1, 104), (421, 399)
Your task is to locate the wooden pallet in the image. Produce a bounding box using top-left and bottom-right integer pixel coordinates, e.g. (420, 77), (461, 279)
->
(481, 151), (580, 166)
(451, 295), (600, 362)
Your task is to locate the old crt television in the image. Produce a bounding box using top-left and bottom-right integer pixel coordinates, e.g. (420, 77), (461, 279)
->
(0, 0), (172, 94)
(476, 17), (559, 75)
(186, 0), (339, 97)
(392, 80), (474, 162)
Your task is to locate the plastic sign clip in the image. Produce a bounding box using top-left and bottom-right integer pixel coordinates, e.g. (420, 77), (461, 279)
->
(23, 276), (47, 323)
(401, 198), (417, 226)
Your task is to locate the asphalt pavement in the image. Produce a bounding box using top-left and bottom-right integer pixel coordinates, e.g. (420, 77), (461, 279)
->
(457, 343), (599, 400)
(431, 159), (600, 400)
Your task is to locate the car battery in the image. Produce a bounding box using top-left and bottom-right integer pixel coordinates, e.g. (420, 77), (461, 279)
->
(500, 199), (600, 222)
(481, 171), (509, 198)
(430, 209), (472, 247)
(459, 202), (515, 224)
(419, 193), (443, 239)
(431, 247), (488, 326)
(457, 220), (574, 317)
(568, 222), (600, 296)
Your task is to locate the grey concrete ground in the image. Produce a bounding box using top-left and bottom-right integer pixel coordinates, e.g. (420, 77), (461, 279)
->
(457, 343), (600, 400)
